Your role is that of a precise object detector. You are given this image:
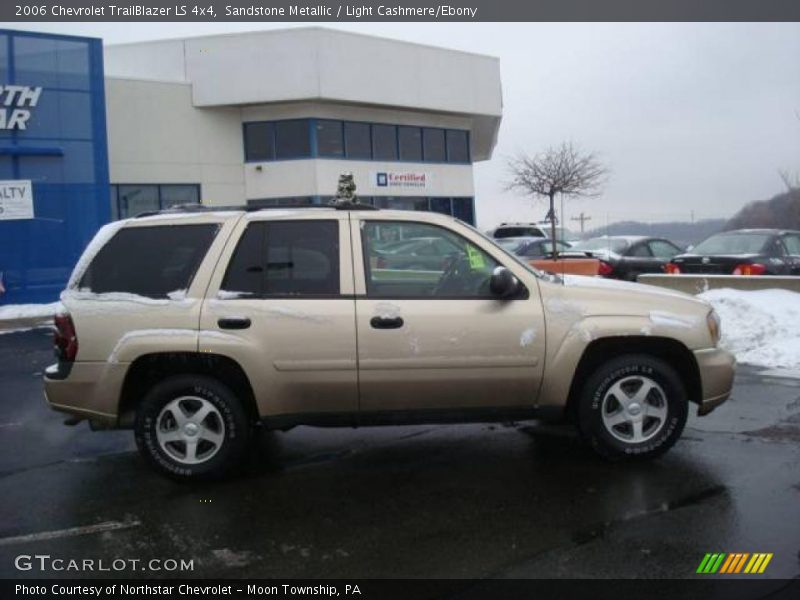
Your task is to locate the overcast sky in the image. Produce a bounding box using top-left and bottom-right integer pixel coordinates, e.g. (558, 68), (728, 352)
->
(4, 21), (799, 229)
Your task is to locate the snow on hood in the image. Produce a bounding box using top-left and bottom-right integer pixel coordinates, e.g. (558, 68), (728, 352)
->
(561, 274), (698, 302)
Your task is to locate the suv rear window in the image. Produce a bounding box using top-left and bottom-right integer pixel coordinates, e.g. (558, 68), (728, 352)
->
(221, 220), (339, 297)
(79, 224), (219, 298)
(494, 226), (545, 239)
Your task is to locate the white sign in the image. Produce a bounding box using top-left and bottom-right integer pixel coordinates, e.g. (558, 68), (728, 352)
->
(372, 171), (432, 190)
(0, 180), (34, 220)
(0, 85), (43, 130)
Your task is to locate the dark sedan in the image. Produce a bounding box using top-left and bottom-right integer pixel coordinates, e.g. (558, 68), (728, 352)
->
(495, 236), (576, 258)
(668, 229), (800, 275)
(570, 236), (683, 280)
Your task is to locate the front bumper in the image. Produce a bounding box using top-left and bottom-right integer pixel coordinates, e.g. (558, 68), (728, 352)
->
(693, 347), (736, 416)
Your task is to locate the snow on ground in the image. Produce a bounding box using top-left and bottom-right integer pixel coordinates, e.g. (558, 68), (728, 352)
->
(699, 288), (800, 370)
(0, 302), (62, 322)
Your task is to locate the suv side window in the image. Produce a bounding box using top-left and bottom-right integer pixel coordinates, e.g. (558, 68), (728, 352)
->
(221, 220), (339, 297)
(363, 221), (500, 298)
(79, 224), (219, 298)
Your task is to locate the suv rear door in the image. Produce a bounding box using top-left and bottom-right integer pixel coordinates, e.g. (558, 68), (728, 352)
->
(351, 214), (546, 412)
(199, 212), (358, 417)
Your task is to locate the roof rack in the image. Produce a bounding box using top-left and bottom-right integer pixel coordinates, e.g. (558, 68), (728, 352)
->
(134, 201), (378, 218)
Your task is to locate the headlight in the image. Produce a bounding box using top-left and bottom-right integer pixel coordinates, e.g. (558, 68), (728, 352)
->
(706, 310), (721, 345)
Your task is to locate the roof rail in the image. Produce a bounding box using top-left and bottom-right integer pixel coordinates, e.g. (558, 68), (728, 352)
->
(134, 201), (379, 219)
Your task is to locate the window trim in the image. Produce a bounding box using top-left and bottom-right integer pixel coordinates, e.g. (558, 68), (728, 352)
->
(359, 219), (529, 301)
(219, 219), (344, 300)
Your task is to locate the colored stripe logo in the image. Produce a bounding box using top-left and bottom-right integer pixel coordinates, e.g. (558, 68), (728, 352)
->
(697, 553), (773, 574)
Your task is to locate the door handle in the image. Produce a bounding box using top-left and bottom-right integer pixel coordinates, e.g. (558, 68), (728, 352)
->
(218, 316), (251, 330)
(370, 316), (404, 330)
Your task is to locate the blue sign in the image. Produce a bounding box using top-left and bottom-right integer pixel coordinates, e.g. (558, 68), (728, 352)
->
(0, 29), (110, 304)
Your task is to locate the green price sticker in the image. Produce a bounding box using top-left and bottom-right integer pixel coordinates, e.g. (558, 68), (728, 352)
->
(466, 244), (486, 270)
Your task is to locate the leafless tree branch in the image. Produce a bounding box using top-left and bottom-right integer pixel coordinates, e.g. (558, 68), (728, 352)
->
(505, 142), (608, 258)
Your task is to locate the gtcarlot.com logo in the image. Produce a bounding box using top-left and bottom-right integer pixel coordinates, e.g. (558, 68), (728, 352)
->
(697, 552), (773, 574)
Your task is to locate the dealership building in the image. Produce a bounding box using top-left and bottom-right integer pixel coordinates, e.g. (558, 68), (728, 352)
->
(0, 27), (502, 303)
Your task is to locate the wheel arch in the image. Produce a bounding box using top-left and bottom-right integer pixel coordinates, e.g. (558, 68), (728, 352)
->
(563, 336), (703, 421)
(117, 352), (258, 428)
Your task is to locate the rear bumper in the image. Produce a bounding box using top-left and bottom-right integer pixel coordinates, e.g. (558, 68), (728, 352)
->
(43, 361), (126, 426)
(693, 347), (736, 416)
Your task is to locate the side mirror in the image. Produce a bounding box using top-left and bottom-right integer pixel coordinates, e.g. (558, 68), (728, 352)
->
(489, 267), (520, 299)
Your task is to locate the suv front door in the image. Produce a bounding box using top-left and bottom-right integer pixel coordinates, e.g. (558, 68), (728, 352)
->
(200, 215), (358, 417)
(352, 216), (546, 413)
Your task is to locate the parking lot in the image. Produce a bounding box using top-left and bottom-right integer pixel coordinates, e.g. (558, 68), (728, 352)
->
(1, 327), (799, 580)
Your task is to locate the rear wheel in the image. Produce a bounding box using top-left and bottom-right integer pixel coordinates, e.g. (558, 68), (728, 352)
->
(134, 375), (251, 480)
(576, 354), (688, 460)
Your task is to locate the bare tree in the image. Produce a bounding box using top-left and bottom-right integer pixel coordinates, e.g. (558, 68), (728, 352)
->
(506, 142), (608, 258)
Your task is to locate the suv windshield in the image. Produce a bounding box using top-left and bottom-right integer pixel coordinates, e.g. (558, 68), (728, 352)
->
(691, 233), (771, 255)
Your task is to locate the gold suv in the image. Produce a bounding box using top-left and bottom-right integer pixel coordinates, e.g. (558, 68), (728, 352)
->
(44, 204), (735, 479)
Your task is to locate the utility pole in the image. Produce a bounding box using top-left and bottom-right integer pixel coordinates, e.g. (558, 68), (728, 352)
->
(571, 212), (592, 233)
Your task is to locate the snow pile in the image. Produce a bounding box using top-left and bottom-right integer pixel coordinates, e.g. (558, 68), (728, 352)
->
(699, 288), (800, 369)
(0, 302), (62, 321)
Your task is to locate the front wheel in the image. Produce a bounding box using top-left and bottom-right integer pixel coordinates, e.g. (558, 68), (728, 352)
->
(134, 375), (251, 480)
(576, 354), (688, 460)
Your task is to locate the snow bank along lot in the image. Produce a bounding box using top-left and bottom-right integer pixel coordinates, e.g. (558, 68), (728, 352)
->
(698, 288), (800, 370)
(0, 288), (798, 371)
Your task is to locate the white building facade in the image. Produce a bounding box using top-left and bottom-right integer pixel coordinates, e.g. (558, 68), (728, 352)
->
(102, 28), (503, 224)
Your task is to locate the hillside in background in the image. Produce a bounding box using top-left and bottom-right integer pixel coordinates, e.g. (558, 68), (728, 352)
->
(586, 218), (726, 247)
(724, 189), (800, 231)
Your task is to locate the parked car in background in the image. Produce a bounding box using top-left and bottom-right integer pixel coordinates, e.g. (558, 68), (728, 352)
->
(496, 236), (582, 259)
(571, 236), (683, 281)
(668, 229), (800, 275)
(491, 222), (548, 239)
(491, 222), (578, 246)
(372, 236), (460, 271)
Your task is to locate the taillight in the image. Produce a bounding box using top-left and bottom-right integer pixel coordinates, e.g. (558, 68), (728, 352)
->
(597, 261), (614, 277)
(665, 263), (681, 275)
(54, 313), (78, 362)
(732, 263), (766, 276)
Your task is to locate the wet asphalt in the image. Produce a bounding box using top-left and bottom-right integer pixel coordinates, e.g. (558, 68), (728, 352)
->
(0, 328), (799, 581)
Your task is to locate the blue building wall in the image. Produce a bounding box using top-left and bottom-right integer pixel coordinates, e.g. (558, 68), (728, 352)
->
(0, 30), (110, 304)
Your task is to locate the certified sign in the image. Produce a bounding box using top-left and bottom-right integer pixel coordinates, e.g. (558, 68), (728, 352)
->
(0, 180), (34, 220)
(372, 171), (431, 190)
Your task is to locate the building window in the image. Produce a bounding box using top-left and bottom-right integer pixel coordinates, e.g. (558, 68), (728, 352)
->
(452, 197), (475, 224)
(372, 124), (398, 160)
(423, 128), (446, 162)
(112, 184), (201, 219)
(244, 122), (275, 161)
(429, 197), (452, 216)
(344, 121), (371, 159)
(446, 129), (470, 163)
(398, 126), (422, 162)
(243, 118), (470, 164)
(316, 120), (344, 157)
(275, 120), (311, 159)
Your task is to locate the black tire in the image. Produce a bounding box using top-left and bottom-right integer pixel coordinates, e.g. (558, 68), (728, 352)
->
(576, 354), (688, 461)
(134, 375), (252, 480)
